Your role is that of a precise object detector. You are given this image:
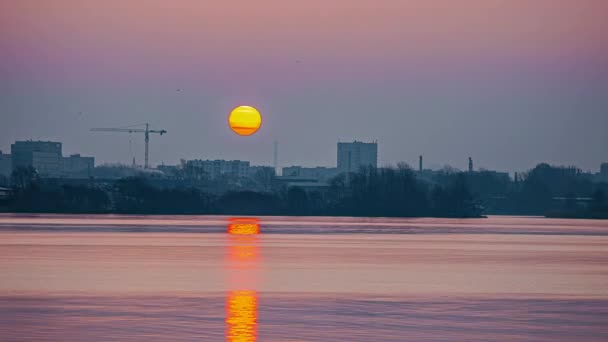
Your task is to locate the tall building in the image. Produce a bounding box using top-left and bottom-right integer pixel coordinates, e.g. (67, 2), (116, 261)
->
(599, 162), (608, 182)
(182, 159), (250, 179)
(337, 141), (377, 173)
(0, 150), (11, 177)
(11, 140), (62, 177)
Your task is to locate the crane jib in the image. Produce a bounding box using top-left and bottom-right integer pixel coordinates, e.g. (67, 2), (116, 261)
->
(90, 124), (167, 169)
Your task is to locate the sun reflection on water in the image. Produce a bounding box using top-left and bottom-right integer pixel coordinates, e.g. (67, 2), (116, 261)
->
(226, 290), (258, 342)
(228, 218), (261, 235)
(226, 218), (260, 342)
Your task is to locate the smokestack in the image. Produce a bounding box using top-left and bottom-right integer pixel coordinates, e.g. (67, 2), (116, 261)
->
(468, 157), (473, 172)
(419, 155), (423, 172)
(273, 140), (279, 176)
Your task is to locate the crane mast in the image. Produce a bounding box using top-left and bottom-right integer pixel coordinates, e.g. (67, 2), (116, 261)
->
(145, 123), (150, 170)
(91, 123), (167, 169)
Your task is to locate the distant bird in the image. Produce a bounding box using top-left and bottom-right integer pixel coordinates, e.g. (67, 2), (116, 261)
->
(176, 89), (181, 92)
(295, 60), (302, 63)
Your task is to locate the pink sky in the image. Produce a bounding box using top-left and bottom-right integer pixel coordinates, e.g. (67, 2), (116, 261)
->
(3, 0), (606, 82)
(1, 0), (607, 171)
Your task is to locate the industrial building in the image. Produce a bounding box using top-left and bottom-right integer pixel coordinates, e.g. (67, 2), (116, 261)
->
(337, 140), (377, 173)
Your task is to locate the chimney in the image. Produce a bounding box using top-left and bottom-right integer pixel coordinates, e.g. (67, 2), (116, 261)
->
(468, 157), (473, 172)
(419, 155), (423, 172)
(273, 140), (279, 176)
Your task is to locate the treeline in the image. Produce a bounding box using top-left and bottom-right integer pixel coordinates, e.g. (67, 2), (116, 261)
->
(5, 167), (110, 213)
(3, 165), (480, 217)
(458, 163), (608, 218)
(326, 166), (478, 217)
(3, 163), (607, 218)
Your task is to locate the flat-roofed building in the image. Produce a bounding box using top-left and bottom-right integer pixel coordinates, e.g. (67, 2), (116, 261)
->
(182, 159), (250, 179)
(11, 140), (62, 177)
(598, 162), (608, 182)
(62, 154), (95, 178)
(0, 151), (11, 177)
(337, 141), (377, 173)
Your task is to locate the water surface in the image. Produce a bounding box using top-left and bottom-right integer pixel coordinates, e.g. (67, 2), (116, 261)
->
(1, 214), (607, 341)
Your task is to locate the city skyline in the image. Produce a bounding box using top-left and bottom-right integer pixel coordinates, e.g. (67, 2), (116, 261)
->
(1, 1), (607, 172)
(2, 138), (607, 181)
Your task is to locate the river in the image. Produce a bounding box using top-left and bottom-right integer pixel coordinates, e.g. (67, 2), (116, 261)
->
(1, 214), (607, 341)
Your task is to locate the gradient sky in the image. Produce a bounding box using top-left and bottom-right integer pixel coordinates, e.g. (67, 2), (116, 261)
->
(1, 0), (607, 172)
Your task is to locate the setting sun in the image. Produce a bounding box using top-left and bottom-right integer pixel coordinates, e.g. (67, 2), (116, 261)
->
(229, 106), (262, 136)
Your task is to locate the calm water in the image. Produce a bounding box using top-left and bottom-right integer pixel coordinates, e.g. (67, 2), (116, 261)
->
(1, 214), (607, 341)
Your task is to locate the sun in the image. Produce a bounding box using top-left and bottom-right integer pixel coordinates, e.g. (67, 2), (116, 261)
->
(228, 106), (262, 136)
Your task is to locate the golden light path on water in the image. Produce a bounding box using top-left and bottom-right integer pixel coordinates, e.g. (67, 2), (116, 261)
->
(226, 291), (257, 342)
(226, 218), (260, 342)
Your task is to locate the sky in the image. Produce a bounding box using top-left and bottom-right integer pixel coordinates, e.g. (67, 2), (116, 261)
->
(1, 0), (607, 173)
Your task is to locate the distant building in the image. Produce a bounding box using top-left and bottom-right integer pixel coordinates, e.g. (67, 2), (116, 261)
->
(157, 164), (180, 177)
(282, 166), (339, 181)
(182, 159), (250, 179)
(10, 141), (95, 178)
(62, 154), (94, 178)
(248, 165), (276, 177)
(337, 141), (377, 173)
(475, 169), (511, 180)
(0, 186), (12, 200)
(11, 140), (62, 177)
(0, 150), (11, 177)
(275, 176), (330, 193)
(598, 163), (608, 182)
(415, 169), (440, 182)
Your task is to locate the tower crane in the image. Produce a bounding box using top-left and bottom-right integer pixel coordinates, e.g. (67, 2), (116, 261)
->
(91, 123), (167, 169)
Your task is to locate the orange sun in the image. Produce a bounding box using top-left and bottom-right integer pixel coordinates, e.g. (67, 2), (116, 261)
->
(228, 106), (262, 136)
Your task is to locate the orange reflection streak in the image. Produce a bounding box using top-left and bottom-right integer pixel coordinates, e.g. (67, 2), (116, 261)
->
(226, 218), (260, 342)
(226, 290), (257, 342)
(229, 242), (259, 265)
(228, 218), (261, 235)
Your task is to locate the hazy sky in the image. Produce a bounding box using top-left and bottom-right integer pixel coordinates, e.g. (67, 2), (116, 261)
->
(1, 0), (607, 172)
